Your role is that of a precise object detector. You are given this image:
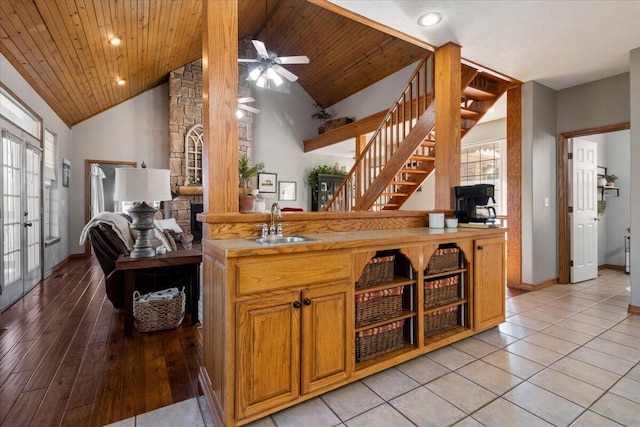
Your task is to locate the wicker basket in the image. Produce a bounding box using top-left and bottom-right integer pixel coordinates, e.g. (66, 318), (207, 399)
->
(356, 320), (404, 362)
(355, 286), (403, 327)
(424, 275), (459, 308)
(424, 306), (459, 337)
(133, 289), (185, 333)
(356, 255), (395, 289)
(426, 247), (459, 274)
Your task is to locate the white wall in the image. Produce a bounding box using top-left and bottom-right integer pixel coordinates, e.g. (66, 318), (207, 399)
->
(253, 82), (352, 211)
(0, 53), (72, 273)
(70, 83), (169, 254)
(603, 130), (631, 266)
(521, 81), (558, 285)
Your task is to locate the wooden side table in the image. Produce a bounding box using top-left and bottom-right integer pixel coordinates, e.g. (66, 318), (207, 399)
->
(116, 250), (202, 337)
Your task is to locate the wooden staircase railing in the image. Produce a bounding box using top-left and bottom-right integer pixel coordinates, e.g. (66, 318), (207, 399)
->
(325, 54), (435, 212)
(324, 57), (513, 212)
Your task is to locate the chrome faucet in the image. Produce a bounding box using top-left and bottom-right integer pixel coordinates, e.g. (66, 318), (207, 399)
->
(269, 202), (282, 236)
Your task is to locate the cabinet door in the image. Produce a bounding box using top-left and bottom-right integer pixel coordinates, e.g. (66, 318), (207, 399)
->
(301, 283), (352, 394)
(474, 236), (506, 331)
(237, 293), (300, 419)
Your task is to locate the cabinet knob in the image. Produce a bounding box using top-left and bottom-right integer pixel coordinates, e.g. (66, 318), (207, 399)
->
(477, 245), (483, 250)
(292, 301), (301, 309)
(303, 298), (311, 306)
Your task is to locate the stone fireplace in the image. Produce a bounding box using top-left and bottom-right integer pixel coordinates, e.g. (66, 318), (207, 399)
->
(166, 39), (256, 234)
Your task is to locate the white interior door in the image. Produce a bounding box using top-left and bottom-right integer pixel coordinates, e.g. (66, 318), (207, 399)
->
(1, 129), (42, 309)
(571, 138), (598, 283)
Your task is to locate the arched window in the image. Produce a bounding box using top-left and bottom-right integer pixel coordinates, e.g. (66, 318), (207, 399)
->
(184, 124), (203, 186)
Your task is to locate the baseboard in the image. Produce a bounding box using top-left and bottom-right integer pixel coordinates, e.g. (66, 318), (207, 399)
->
(628, 304), (640, 315)
(69, 253), (89, 260)
(599, 264), (625, 272)
(508, 278), (558, 291)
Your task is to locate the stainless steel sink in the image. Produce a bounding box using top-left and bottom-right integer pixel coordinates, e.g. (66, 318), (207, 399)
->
(253, 236), (315, 245)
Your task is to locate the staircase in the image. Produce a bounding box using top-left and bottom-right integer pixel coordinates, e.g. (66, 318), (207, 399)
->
(324, 55), (511, 212)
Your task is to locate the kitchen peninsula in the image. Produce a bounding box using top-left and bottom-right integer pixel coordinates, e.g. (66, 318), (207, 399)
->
(199, 224), (506, 427)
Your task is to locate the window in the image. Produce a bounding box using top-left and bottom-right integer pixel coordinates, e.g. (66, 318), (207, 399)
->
(0, 88), (41, 138)
(43, 129), (59, 240)
(184, 124), (203, 186)
(460, 139), (506, 216)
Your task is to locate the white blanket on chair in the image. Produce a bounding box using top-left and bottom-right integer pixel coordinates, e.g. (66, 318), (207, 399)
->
(79, 211), (135, 251)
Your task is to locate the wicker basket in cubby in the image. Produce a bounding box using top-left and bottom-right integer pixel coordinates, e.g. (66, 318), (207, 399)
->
(425, 247), (459, 274)
(424, 275), (459, 308)
(355, 319), (404, 362)
(355, 286), (403, 327)
(424, 306), (459, 337)
(133, 290), (185, 333)
(356, 255), (395, 289)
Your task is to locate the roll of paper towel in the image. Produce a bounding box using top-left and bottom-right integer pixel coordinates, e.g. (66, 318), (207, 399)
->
(429, 213), (445, 229)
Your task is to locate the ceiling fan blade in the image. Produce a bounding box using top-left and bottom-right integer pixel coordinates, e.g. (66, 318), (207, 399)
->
(273, 64), (298, 82)
(276, 55), (310, 65)
(239, 104), (261, 114)
(238, 58), (258, 63)
(238, 97), (256, 104)
(252, 39), (269, 58)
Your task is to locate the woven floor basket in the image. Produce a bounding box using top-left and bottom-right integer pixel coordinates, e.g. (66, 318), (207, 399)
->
(356, 320), (404, 362)
(355, 286), (403, 327)
(356, 255), (395, 289)
(424, 306), (458, 337)
(133, 290), (185, 333)
(426, 248), (459, 274)
(424, 275), (459, 308)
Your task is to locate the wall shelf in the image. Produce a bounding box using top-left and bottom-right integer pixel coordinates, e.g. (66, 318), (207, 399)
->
(599, 186), (619, 199)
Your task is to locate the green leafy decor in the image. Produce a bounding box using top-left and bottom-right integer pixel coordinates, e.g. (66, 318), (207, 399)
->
(308, 165), (347, 206)
(238, 153), (265, 194)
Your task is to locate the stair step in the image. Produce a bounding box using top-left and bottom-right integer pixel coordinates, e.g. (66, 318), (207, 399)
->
(410, 155), (435, 162)
(381, 192), (409, 197)
(462, 85), (497, 101)
(400, 168), (429, 174)
(374, 203), (400, 208)
(460, 107), (482, 120)
(422, 140), (436, 147)
(391, 180), (418, 186)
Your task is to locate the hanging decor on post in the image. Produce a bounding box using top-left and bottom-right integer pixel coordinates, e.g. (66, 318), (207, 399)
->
(62, 159), (71, 187)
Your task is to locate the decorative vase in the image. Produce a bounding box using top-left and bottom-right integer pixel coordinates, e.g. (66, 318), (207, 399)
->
(598, 177), (608, 187)
(239, 195), (256, 213)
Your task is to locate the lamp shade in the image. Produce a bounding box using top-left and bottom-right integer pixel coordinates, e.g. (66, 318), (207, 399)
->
(114, 167), (172, 202)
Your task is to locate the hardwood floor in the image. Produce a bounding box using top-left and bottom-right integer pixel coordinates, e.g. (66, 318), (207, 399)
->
(0, 256), (202, 427)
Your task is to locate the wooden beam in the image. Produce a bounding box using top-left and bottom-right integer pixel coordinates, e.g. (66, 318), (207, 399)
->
(434, 42), (461, 210)
(202, 0), (238, 214)
(506, 86), (522, 288)
(303, 110), (387, 152)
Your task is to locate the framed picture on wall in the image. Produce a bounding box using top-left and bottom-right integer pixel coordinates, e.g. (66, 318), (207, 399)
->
(62, 159), (70, 187)
(278, 181), (296, 201)
(258, 172), (277, 193)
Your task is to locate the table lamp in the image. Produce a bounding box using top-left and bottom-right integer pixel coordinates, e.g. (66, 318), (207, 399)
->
(114, 166), (172, 258)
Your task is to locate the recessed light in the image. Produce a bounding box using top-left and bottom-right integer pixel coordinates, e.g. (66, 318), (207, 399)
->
(109, 36), (122, 46)
(116, 79), (126, 86)
(417, 12), (443, 27)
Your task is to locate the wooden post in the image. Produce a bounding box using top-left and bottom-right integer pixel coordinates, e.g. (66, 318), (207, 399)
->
(202, 0), (238, 216)
(434, 42), (461, 209)
(355, 134), (367, 205)
(506, 85), (522, 288)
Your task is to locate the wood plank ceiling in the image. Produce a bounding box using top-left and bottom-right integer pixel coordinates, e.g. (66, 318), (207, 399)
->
(0, 0), (428, 127)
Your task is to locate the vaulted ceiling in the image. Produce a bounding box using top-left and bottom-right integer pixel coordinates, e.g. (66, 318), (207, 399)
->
(0, 0), (429, 127)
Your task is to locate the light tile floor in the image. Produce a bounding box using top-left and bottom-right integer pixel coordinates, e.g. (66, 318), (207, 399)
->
(106, 269), (640, 427)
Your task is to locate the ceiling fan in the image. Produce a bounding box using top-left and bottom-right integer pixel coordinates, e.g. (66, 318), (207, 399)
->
(237, 97), (260, 118)
(239, 40), (309, 88)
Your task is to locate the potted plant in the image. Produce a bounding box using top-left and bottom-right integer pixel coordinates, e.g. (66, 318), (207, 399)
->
(597, 199), (607, 216)
(238, 153), (265, 213)
(311, 102), (335, 134)
(604, 174), (618, 187)
(308, 165), (347, 210)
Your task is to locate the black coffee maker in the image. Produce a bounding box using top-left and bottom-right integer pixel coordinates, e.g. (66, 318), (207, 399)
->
(454, 184), (497, 223)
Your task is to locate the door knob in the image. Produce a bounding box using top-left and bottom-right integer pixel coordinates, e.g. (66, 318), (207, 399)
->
(24, 222), (33, 227)
(303, 298), (311, 306)
(292, 301), (301, 309)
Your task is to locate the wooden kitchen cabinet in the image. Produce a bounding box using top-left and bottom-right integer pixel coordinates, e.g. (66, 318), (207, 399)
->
(236, 282), (351, 419)
(474, 236), (506, 330)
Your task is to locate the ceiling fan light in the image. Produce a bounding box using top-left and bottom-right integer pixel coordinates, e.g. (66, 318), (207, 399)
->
(256, 75), (267, 88)
(248, 66), (262, 81)
(236, 109), (244, 119)
(417, 12), (443, 27)
(267, 68), (284, 86)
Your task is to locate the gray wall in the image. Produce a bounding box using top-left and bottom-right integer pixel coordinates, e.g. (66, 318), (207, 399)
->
(521, 82), (558, 285)
(604, 130), (631, 266)
(630, 48), (640, 307)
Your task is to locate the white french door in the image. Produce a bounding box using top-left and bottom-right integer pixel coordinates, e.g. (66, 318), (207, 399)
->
(1, 128), (42, 310)
(570, 138), (598, 283)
